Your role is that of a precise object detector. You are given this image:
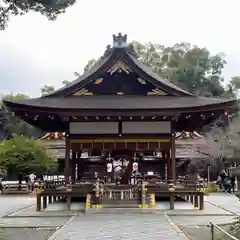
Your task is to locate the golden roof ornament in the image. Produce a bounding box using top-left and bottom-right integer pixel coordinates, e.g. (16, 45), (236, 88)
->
(175, 131), (203, 140)
(40, 132), (65, 140)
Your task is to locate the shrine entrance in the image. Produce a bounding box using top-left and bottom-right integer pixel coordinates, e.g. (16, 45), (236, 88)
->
(108, 149), (133, 184)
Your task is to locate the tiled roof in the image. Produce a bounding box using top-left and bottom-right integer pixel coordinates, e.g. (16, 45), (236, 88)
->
(4, 95), (236, 110)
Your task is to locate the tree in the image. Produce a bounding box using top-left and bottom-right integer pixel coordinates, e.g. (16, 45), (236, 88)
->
(0, 0), (76, 30)
(132, 41), (227, 97)
(83, 59), (97, 73)
(0, 135), (56, 176)
(41, 85), (55, 96)
(62, 80), (71, 86)
(1, 93), (42, 138)
(203, 116), (240, 170)
(40, 73), (79, 96)
(226, 76), (240, 97)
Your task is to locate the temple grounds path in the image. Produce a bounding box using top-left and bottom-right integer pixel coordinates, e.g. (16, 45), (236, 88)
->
(0, 193), (239, 240)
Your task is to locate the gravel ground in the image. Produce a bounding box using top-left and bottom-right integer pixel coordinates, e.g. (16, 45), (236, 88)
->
(0, 228), (55, 240)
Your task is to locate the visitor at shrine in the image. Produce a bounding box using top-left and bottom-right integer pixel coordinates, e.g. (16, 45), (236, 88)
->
(114, 165), (122, 185)
(18, 172), (23, 190)
(131, 170), (137, 184)
(223, 176), (232, 193)
(28, 172), (36, 192)
(216, 175), (221, 186)
(231, 176), (235, 193)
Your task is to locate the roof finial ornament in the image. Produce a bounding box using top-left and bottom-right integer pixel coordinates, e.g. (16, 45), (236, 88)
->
(112, 33), (127, 48)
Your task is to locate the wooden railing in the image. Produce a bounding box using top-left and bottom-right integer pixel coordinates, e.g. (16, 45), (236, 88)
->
(43, 179), (66, 189)
(102, 185), (140, 201)
(178, 179), (206, 189)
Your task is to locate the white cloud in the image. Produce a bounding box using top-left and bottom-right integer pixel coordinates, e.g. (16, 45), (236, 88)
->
(0, 0), (240, 96)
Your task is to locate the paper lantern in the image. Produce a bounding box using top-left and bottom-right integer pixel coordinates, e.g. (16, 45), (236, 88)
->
(133, 162), (138, 171)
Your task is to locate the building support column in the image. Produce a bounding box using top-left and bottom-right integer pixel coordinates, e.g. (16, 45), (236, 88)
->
(166, 150), (171, 182)
(76, 151), (81, 181)
(64, 135), (70, 184)
(171, 133), (176, 183)
(71, 150), (76, 183)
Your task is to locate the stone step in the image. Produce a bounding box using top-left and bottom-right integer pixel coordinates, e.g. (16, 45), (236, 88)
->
(102, 203), (140, 208)
(86, 208), (156, 214)
(101, 199), (140, 205)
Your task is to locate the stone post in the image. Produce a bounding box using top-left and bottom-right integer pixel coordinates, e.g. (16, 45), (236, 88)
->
(141, 181), (148, 208)
(168, 179), (175, 210)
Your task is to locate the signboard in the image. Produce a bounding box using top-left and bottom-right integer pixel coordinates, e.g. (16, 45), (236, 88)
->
(122, 121), (171, 134)
(69, 122), (118, 134)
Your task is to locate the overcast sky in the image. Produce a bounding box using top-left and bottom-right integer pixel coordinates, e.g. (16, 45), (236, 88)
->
(0, 0), (240, 97)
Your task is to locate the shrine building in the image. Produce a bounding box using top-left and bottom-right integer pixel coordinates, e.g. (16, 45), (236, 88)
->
(3, 33), (237, 185)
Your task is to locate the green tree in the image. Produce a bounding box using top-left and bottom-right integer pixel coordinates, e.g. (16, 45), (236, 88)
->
(132, 41), (226, 97)
(0, 136), (56, 176)
(62, 80), (71, 86)
(40, 73), (79, 96)
(226, 76), (240, 97)
(0, 0), (76, 30)
(41, 85), (55, 96)
(1, 94), (42, 138)
(83, 59), (97, 73)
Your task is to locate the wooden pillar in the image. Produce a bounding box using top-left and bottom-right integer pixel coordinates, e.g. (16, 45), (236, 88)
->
(161, 151), (167, 180)
(199, 194), (204, 210)
(76, 151), (81, 181)
(71, 150), (76, 183)
(171, 133), (176, 183)
(166, 150), (171, 181)
(169, 193), (174, 210)
(36, 195), (41, 212)
(65, 135), (70, 184)
(194, 195), (199, 208)
(43, 196), (47, 209)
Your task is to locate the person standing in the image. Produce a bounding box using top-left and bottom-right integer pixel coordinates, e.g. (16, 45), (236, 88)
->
(28, 172), (36, 192)
(18, 172), (23, 190)
(114, 165), (122, 185)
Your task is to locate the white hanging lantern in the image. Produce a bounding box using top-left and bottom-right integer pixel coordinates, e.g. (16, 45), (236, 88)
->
(107, 162), (113, 173)
(132, 162), (138, 171)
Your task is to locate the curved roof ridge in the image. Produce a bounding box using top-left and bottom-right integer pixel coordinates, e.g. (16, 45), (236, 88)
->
(42, 34), (195, 98)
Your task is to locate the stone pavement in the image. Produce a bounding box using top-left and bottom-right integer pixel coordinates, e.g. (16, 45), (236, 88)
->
(49, 214), (189, 240)
(205, 192), (240, 215)
(0, 196), (35, 217)
(0, 194), (239, 240)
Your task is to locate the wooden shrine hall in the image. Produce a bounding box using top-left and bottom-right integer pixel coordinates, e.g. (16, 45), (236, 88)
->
(40, 131), (208, 181)
(3, 33), (237, 211)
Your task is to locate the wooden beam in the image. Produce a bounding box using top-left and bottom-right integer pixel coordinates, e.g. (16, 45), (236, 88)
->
(70, 138), (170, 143)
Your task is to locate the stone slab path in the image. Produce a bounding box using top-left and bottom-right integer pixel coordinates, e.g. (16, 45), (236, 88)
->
(0, 196), (35, 217)
(50, 214), (189, 240)
(205, 192), (240, 215)
(0, 194), (239, 240)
